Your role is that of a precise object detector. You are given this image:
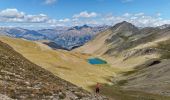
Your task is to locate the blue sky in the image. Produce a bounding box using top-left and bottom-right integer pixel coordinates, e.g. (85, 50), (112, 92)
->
(0, 0), (170, 28)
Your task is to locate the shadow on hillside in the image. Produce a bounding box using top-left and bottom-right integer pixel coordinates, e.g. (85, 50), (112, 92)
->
(88, 81), (170, 100)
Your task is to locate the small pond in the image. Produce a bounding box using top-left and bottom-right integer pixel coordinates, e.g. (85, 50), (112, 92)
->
(88, 58), (107, 65)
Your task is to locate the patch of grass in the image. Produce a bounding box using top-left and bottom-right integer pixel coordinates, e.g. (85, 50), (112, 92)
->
(120, 33), (157, 51)
(156, 39), (170, 59)
(89, 84), (170, 100)
(118, 34), (130, 41)
(116, 80), (128, 86)
(121, 70), (138, 76)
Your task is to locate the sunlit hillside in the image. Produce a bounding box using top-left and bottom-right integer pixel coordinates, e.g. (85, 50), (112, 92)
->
(74, 21), (170, 99)
(0, 36), (124, 92)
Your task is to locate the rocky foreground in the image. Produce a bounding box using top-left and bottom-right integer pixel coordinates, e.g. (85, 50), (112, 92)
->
(0, 41), (108, 100)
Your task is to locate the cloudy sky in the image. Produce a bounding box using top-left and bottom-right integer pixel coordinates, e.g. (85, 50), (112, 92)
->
(0, 0), (170, 29)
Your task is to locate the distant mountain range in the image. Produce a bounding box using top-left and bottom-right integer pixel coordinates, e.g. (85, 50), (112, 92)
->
(0, 27), (47, 40)
(38, 25), (109, 50)
(0, 25), (109, 50)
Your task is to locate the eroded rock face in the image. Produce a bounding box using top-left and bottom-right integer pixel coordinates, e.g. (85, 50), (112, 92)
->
(0, 41), (108, 100)
(118, 59), (170, 96)
(76, 21), (169, 57)
(122, 48), (158, 60)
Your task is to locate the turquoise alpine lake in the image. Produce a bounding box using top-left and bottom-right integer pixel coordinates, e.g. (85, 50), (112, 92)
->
(88, 58), (107, 65)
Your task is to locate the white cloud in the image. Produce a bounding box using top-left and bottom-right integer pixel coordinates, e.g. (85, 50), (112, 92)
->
(0, 9), (50, 23)
(59, 18), (70, 22)
(47, 19), (57, 24)
(26, 14), (49, 23)
(0, 8), (170, 28)
(123, 13), (131, 17)
(73, 11), (98, 18)
(156, 13), (161, 17)
(0, 8), (25, 18)
(44, 0), (57, 5)
(134, 12), (144, 16)
(103, 12), (170, 27)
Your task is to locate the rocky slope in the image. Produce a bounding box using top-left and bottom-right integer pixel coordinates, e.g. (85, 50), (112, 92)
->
(75, 21), (160, 55)
(0, 40), (107, 100)
(75, 21), (170, 64)
(120, 59), (170, 96)
(75, 21), (170, 98)
(117, 39), (170, 96)
(0, 36), (117, 96)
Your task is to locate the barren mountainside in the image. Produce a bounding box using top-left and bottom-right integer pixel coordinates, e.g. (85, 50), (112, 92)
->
(75, 21), (170, 56)
(75, 21), (170, 99)
(0, 40), (107, 100)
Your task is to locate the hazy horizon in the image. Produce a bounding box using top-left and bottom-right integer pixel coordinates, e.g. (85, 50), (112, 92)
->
(0, 0), (170, 29)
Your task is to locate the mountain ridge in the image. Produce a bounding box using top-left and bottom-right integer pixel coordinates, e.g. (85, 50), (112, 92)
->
(75, 21), (170, 56)
(74, 21), (170, 98)
(0, 25), (108, 50)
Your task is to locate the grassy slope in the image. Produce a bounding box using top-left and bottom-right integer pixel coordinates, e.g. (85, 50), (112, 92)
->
(0, 36), (123, 92)
(156, 39), (170, 59)
(90, 84), (170, 100)
(0, 40), (99, 99)
(1, 36), (170, 99)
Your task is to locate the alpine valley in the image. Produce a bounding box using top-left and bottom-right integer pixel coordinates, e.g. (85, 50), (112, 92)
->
(1, 21), (170, 100)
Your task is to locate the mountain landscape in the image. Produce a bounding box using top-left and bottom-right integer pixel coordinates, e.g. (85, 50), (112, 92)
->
(1, 21), (170, 99)
(0, 38), (107, 100)
(0, 25), (108, 50)
(0, 27), (47, 40)
(75, 21), (170, 98)
(1, 0), (170, 99)
(51, 25), (109, 50)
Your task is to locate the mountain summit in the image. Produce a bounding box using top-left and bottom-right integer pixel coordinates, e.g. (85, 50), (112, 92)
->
(68, 24), (92, 30)
(75, 21), (170, 98)
(110, 21), (139, 32)
(75, 21), (139, 54)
